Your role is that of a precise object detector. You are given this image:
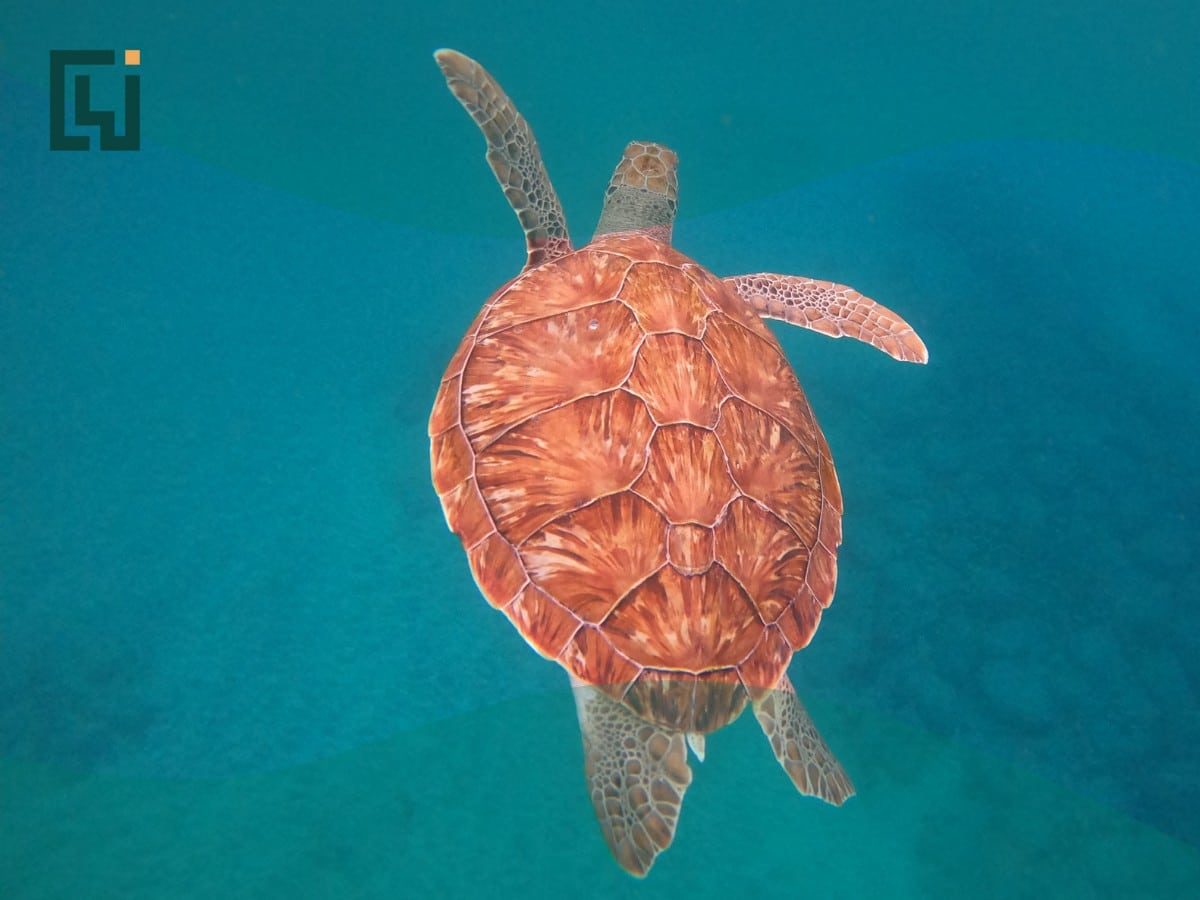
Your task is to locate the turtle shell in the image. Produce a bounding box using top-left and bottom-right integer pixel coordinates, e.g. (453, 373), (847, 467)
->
(428, 233), (842, 734)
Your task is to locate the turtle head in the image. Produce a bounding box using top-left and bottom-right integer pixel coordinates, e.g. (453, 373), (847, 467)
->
(593, 141), (679, 244)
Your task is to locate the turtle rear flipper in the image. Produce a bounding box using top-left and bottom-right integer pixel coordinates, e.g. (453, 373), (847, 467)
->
(571, 677), (692, 877)
(752, 674), (855, 806)
(434, 49), (572, 270)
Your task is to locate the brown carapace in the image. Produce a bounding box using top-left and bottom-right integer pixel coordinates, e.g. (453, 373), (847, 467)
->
(429, 49), (927, 877)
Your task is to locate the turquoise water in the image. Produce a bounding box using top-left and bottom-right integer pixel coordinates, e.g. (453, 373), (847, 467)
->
(2, 2), (1199, 897)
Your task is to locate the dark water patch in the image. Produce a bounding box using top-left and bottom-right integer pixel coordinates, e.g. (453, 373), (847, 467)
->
(2, 694), (1196, 899)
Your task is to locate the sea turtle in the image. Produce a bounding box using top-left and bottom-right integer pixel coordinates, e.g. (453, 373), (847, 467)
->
(428, 49), (927, 876)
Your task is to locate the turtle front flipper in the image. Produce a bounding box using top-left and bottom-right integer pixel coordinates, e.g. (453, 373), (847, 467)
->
(434, 49), (572, 270)
(571, 676), (692, 877)
(752, 674), (855, 806)
(724, 273), (928, 363)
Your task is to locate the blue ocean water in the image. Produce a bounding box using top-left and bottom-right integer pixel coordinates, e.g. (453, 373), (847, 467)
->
(2, 2), (1199, 897)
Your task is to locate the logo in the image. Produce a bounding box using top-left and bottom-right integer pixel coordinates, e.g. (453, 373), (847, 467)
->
(50, 49), (141, 151)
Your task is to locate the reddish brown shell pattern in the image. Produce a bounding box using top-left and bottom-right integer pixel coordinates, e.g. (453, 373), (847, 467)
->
(429, 233), (842, 734)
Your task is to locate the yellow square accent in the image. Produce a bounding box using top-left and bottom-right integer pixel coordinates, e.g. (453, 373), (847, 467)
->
(124, 49), (140, 66)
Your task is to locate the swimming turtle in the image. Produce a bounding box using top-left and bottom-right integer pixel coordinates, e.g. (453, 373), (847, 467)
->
(428, 49), (927, 876)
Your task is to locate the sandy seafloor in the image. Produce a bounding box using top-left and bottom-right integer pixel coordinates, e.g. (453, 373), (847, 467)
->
(2, 3), (1199, 897)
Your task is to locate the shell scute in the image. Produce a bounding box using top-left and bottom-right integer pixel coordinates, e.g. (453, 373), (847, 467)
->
(666, 523), (714, 575)
(479, 249), (630, 335)
(603, 565), (761, 671)
(683, 262), (758, 328)
(619, 262), (711, 337)
(468, 532), (527, 609)
(739, 626), (792, 698)
(430, 425), (473, 494)
(587, 233), (678, 264)
(475, 390), (654, 544)
(461, 300), (641, 449)
(713, 497), (809, 623)
(439, 477), (493, 549)
(428, 374), (461, 436)
(520, 492), (667, 623)
(559, 626), (641, 696)
(690, 668), (749, 732)
(715, 397), (821, 545)
(703, 313), (822, 447)
(634, 425), (737, 526)
(777, 585), (823, 650)
(506, 584), (581, 659)
(626, 333), (726, 427)
(624, 671), (698, 731)
(807, 540), (839, 610)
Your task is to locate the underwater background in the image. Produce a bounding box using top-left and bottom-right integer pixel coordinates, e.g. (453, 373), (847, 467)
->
(2, 1), (1198, 896)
